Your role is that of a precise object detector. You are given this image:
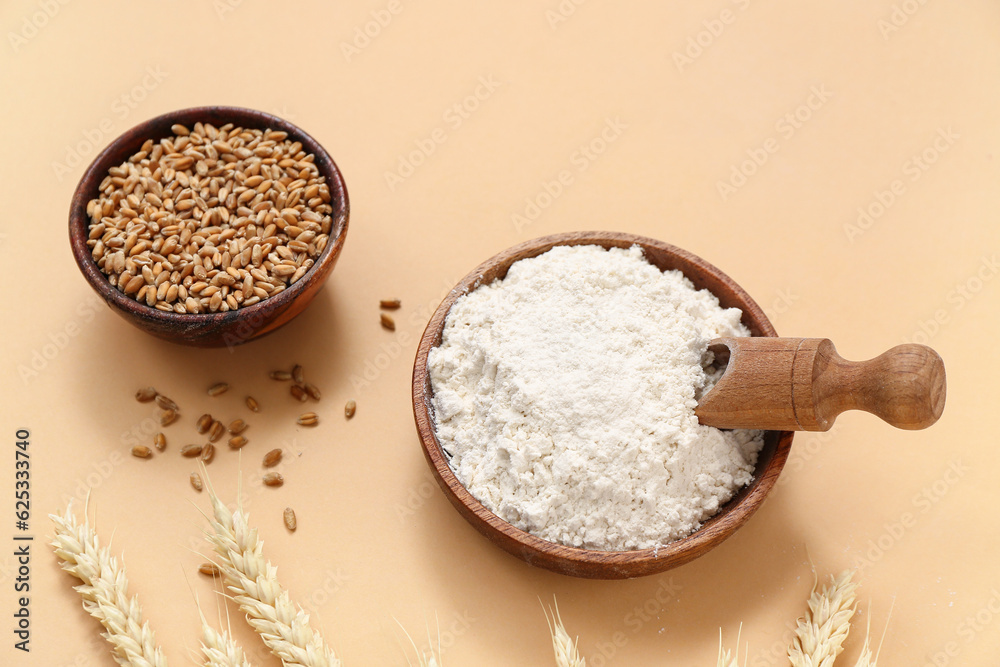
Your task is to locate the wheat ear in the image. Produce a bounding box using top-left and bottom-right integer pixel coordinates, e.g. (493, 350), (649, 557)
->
(788, 569), (858, 667)
(202, 472), (340, 667)
(50, 504), (168, 667)
(544, 599), (585, 667)
(198, 609), (252, 667)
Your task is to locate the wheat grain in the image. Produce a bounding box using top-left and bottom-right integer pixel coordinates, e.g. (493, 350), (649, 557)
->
(50, 504), (168, 667)
(344, 400), (356, 419)
(245, 396), (260, 412)
(263, 449), (283, 467)
(208, 383), (230, 397)
(283, 507), (297, 532)
(544, 600), (585, 667)
(380, 299), (401, 310)
(263, 472), (284, 487)
(131, 445), (153, 459)
(788, 569), (858, 667)
(201, 472), (341, 666)
(380, 313), (395, 331)
(136, 387), (158, 402)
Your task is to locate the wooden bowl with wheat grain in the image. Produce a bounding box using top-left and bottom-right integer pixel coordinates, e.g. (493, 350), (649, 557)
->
(411, 231), (794, 579)
(68, 106), (349, 348)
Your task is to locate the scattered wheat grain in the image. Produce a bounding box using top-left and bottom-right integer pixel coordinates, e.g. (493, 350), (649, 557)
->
(263, 472), (284, 487)
(380, 299), (401, 309)
(245, 396), (260, 412)
(153, 433), (166, 452)
(199, 562), (221, 577)
(296, 412), (318, 426)
(182, 444), (205, 458)
(131, 445), (152, 459)
(263, 449), (282, 467)
(135, 387), (158, 402)
(155, 395), (178, 411)
(283, 507), (297, 532)
(345, 400), (356, 419)
(380, 313), (396, 331)
(197, 413), (214, 434)
(228, 435), (248, 450)
(191, 472), (204, 492)
(208, 382), (230, 397)
(228, 419), (248, 434)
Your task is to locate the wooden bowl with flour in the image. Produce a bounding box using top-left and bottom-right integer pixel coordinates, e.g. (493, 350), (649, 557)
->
(411, 231), (793, 579)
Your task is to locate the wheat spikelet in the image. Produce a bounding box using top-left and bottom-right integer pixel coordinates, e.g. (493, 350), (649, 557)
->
(49, 504), (168, 667)
(788, 569), (858, 667)
(544, 599), (585, 667)
(201, 472), (340, 667)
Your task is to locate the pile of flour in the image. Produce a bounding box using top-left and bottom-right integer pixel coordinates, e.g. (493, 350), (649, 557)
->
(428, 244), (764, 551)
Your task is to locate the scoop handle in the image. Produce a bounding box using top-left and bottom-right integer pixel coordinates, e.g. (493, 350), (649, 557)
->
(695, 338), (946, 431)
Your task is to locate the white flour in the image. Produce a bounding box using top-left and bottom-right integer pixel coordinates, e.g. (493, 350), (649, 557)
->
(428, 244), (764, 551)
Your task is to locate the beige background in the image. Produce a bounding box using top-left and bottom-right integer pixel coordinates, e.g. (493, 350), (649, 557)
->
(1, 1), (998, 665)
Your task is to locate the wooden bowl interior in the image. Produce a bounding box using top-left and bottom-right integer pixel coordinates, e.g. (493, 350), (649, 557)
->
(412, 231), (793, 579)
(68, 106), (349, 347)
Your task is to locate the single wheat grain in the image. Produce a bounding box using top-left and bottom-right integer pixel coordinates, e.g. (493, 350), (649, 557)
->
(136, 387), (158, 402)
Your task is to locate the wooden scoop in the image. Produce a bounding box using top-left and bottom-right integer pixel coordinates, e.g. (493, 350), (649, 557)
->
(696, 338), (946, 431)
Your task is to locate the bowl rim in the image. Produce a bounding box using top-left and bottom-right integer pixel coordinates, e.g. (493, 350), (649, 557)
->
(68, 105), (349, 330)
(411, 230), (794, 579)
